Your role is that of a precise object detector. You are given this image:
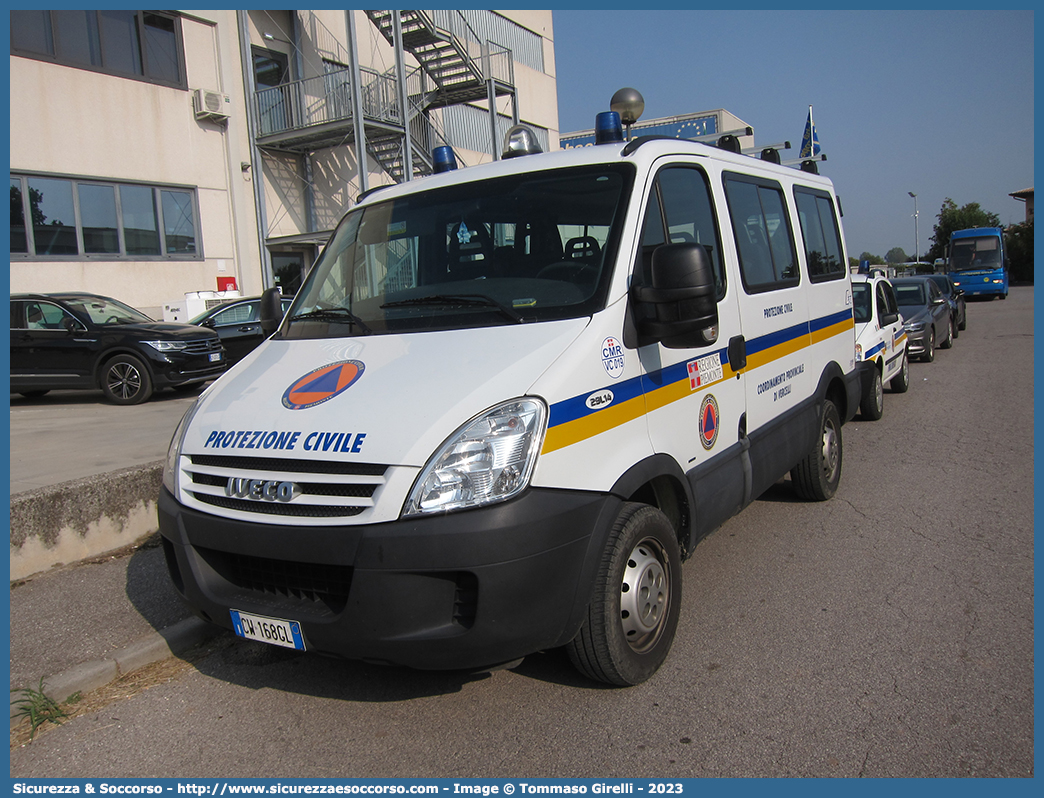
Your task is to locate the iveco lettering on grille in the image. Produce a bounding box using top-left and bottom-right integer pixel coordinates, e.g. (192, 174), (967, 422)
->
(225, 478), (301, 503)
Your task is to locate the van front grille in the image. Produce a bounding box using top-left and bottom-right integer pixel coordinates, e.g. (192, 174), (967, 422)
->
(181, 454), (391, 523)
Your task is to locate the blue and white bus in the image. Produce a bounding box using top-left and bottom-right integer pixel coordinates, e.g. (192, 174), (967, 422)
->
(947, 227), (1008, 299)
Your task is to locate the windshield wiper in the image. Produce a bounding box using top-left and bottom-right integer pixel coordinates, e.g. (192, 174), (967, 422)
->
(380, 294), (524, 323)
(289, 307), (372, 334)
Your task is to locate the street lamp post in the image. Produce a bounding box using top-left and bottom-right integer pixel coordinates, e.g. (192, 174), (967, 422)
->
(908, 191), (919, 265)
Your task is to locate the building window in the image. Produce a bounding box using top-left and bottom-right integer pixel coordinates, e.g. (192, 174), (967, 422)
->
(10, 10), (186, 89)
(10, 174), (201, 260)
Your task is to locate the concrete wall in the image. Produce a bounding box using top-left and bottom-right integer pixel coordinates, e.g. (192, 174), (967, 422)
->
(10, 464), (163, 582)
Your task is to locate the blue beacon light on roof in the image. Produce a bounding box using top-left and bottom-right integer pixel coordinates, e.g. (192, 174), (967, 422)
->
(433, 145), (458, 173)
(595, 111), (624, 145)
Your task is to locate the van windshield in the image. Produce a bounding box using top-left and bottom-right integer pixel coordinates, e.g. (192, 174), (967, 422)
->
(851, 283), (871, 323)
(283, 164), (634, 337)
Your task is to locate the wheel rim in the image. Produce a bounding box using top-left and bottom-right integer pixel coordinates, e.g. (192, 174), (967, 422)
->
(108, 363), (142, 400)
(821, 415), (840, 484)
(874, 373), (883, 410)
(620, 537), (671, 653)
(901, 355), (909, 385)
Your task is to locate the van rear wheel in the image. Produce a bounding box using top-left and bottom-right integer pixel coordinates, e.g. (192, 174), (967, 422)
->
(791, 399), (842, 501)
(567, 503), (681, 686)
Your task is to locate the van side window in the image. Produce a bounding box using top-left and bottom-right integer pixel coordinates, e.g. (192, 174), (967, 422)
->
(724, 174), (798, 293)
(882, 281), (899, 316)
(875, 284), (889, 319)
(794, 188), (845, 282)
(634, 166), (724, 299)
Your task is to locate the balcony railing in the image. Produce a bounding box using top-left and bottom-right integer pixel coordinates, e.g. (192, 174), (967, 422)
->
(253, 66), (400, 140)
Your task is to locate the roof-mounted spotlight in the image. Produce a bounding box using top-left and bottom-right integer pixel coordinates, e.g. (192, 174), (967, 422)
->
(502, 125), (543, 159)
(610, 87), (644, 139)
(433, 145), (458, 173)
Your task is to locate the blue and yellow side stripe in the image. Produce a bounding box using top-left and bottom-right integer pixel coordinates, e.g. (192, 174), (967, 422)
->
(542, 308), (854, 454)
(860, 329), (908, 364)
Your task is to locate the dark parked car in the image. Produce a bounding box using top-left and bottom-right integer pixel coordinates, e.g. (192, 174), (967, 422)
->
(189, 295), (293, 365)
(891, 277), (953, 362)
(926, 273), (967, 333)
(11, 292), (226, 404)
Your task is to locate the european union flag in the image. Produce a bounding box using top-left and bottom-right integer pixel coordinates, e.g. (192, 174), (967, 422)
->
(799, 106), (821, 158)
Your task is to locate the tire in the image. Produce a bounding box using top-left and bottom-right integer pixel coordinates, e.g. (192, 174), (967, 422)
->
(567, 503), (682, 686)
(923, 329), (936, 362)
(18, 390), (50, 399)
(889, 350), (910, 393)
(101, 354), (153, 405)
(958, 311), (967, 332)
(859, 367), (884, 421)
(941, 317), (954, 349)
(1000, 293), (1008, 300)
(790, 399), (842, 502)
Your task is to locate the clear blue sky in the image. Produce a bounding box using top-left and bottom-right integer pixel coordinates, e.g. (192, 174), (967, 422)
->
(552, 8), (1034, 261)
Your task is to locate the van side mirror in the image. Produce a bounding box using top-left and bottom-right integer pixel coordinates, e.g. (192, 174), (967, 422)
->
(259, 287), (285, 335)
(630, 243), (719, 349)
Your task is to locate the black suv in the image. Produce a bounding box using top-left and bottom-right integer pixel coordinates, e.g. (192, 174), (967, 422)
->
(11, 292), (227, 405)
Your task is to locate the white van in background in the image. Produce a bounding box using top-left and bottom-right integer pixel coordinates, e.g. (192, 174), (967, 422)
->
(852, 272), (910, 419)
(159, 116), (860, 685)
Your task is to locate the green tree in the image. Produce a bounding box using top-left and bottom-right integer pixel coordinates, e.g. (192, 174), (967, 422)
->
(885, 247), (908, 264)
(1005, 219), (1034, 283)
(926, 199), (1001, 262)
(858, 251), (886, 265)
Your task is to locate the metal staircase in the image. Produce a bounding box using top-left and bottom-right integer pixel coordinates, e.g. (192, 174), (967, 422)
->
(365, 9), (515, 108)
(251, 11), (515, 182)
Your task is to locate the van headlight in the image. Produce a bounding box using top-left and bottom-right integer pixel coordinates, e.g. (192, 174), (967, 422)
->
(404, 398), (547, 516)
(162, 397), (204, 497)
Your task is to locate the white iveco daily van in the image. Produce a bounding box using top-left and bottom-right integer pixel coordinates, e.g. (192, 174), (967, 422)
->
(160, 116), (860, 685)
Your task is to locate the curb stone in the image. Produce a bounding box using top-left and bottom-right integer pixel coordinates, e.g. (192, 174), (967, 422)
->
(10, 617), (221, 727)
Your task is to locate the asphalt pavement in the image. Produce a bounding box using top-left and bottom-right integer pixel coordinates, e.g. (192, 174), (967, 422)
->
(8, 288), (1035, 774)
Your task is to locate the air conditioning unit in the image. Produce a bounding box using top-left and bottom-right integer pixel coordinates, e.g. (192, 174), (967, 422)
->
(193, 88), (231, 121)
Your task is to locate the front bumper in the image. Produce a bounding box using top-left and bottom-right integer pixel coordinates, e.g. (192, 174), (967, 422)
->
(159, 486), (619, 670)
(904, 329), (929, 356)
(145, 351), (227, 389)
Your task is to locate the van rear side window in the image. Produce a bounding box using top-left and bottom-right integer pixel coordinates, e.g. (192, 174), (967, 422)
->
(724, 174), (798, 293)
(794, 188), (846, 282)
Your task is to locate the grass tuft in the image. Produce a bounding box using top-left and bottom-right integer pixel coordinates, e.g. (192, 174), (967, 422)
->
(10, 679), (68, 740)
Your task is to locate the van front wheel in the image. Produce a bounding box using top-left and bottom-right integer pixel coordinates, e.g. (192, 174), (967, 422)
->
(859, 368), (884, 420)
(791, 400), (842, 501)
(567, 503), (681, 686)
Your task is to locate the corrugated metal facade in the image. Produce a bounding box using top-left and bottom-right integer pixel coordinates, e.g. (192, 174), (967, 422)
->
(456, 11), (545, 73)
(443, 104), (550, 158)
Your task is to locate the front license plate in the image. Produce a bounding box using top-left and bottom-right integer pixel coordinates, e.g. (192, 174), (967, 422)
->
(230, 610), (305, 650)
(209, 352), (222, 362)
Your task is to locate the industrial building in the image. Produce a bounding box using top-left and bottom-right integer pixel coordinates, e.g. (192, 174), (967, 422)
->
(9, 10), (558, 316)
